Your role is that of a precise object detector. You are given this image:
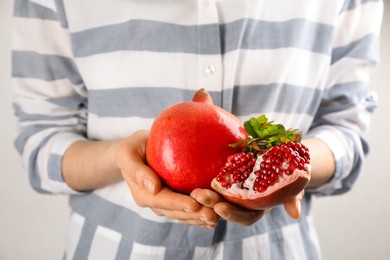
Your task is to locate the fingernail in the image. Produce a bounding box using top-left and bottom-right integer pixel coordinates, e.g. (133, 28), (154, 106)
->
(144, 178), (155, 194)
(205, 224), (217, 229)
(200, 217), (214, 225)
(217, 211), (228, 219)
(184, 208), (194, 213)
(199, 198), (211, 207)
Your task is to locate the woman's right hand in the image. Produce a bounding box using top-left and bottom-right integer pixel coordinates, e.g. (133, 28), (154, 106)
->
(116, 130), (221, 228)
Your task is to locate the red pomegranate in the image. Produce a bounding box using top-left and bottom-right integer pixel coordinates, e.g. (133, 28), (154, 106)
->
(146, 89), (247, 194)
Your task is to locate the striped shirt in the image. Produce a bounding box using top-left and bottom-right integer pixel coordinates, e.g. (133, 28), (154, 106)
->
(12, 0), (383, 259)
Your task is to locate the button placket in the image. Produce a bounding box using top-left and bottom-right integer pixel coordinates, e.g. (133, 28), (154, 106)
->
(197, 0), (223, 98)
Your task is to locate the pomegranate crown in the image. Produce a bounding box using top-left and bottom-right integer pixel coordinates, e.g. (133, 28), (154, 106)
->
(230, 114), (302, 154)
(192, 88), (213, 104)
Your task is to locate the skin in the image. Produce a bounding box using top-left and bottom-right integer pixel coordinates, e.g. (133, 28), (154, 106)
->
(62, 130), (335, 228)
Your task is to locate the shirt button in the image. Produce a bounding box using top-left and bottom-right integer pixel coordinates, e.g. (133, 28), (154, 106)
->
(205, 65), (216, 75)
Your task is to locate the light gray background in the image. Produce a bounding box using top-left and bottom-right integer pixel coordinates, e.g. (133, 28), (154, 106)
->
(1, 1), (389, 259)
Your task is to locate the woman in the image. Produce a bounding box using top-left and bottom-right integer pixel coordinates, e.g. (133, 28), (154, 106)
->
(12, 0), (383, 259)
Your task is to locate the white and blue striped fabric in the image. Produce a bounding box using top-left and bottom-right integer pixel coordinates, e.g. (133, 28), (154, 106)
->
(12, 0), (383, 259)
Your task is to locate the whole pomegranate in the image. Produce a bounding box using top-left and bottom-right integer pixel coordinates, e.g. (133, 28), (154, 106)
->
(211, 115), (311, 210)
(146, 89), (247, 194)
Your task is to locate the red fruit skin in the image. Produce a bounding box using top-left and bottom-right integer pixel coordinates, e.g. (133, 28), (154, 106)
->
(146, 99), (247, 194)
(211, 168), (310, 210)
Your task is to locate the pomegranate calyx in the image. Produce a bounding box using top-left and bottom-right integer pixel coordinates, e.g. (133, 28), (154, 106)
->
(192, 88), (213, 104)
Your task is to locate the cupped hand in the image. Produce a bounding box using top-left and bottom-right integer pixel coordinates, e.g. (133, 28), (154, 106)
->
(116, 130), (220, 228)
(190, 188), (268, 226)
(191, 188), (305, 226)
(116, 130), (304, 228)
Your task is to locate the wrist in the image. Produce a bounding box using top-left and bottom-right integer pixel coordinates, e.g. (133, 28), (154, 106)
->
(301, 137), (336, 189)
(62, 139), (124, 191)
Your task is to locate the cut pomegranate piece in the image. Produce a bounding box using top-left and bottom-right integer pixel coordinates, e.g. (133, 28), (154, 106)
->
(211, 142), (311, 210)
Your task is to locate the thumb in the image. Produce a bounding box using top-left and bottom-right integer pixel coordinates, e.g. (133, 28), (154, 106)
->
(283, 190), (304, 220)
(116, 130), (162, 195)
(135, 164), (162, 195)
(284, 197), (301, 220)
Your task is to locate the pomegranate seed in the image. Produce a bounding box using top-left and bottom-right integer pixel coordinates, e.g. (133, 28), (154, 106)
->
(216, 152), (256, 188)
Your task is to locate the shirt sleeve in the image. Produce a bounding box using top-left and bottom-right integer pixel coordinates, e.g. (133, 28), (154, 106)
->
(12, 0), (87, 194)
(306, 0), (383, 196)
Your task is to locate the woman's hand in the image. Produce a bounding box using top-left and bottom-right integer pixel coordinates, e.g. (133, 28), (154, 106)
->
(190, 188), (305, 226)
(116, 130), (221, 228)
(63, 128), (305, 227)
(190, 188), (268, 226)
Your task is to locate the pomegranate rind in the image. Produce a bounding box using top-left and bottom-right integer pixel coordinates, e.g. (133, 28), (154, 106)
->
(211, 168), (311, 210)
(146, 101), (247, 195)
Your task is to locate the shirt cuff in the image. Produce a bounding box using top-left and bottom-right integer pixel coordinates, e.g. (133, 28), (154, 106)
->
(46, 132), (87, 194)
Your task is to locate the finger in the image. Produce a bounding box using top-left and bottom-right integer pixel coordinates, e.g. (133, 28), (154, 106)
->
(283, 198), (301, 220)
(179, 219), (207, 227)
(179, 219), (217, 229)
(180, 219), (218, 229)
(190, 188), (224, 208)
(152, 206), (219, 225)
(283, 191), (304, 220)
(214, 202), (266, 226)
(151, 187), (202, 212)
(128, 182), (202, 213)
